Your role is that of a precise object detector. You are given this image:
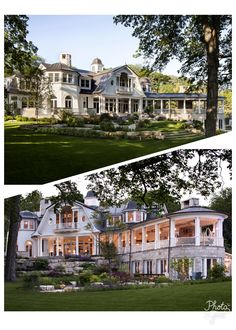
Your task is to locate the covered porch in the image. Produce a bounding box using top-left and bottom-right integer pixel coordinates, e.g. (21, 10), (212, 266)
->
(117, 215), (224, 254)
(37, 235), (99, 257)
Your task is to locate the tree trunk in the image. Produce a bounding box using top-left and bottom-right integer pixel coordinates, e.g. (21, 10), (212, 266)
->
(202, 16), (220, 137)
(5, 195), (21, 282)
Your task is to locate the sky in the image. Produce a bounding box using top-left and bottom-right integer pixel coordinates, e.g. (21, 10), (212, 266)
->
(27, 15), (181, 75)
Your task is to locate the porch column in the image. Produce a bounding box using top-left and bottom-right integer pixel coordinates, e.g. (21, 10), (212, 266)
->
(128, 98), (132, 114)
(56, 236), (59, 256)
(92, 235), (97, 255)
(183, 99), (186, 114)
(170, 219), (176, 247)
(139, 98), (143, 113)
(168, 99), (171, 118)
(38, 237), (42, 257)
(153, 100), (155, 110)
(155, 223), (160, 249)
(216, 218), (224, 246)
(76, 236), (79, 255)
(195, 217), (200, 246)
(198, 99), (201, 114)
(142, 227), (146, 251)
(118, 233), (122, 253)
(160, 99), (163, 114)
(116, 97), (118, 114)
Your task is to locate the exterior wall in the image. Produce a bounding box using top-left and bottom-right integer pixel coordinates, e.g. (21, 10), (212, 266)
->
(17, 230), (37, 257)
(120, 246), (225, 277)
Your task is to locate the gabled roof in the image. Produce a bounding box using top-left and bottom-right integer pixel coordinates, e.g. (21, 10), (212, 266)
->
(42, 62), (81, 73)
(20, 211), (38, 220)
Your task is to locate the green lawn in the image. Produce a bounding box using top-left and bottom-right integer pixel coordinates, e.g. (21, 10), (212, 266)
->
(4, 280), (231, 311)
(4, 121), (204, 184)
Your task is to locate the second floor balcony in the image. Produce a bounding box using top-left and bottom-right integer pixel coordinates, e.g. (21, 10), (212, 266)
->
(116, 86), (133, 94)
(54, 222), (79, 232)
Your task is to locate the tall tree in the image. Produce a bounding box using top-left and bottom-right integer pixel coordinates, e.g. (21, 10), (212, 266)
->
(5, 190), (43, 281)
(114, 15), (232, 137)
(5, 195), (21, 281)
(209, 188), (232, 253)
(87, 150), (231, 209)
(49, 181), (84, 212)
(4, 15), (37, 75)
(21, 56), (53, 118)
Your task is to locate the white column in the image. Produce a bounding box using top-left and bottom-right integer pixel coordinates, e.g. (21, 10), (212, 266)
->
(128, 98), (132, 114)
(116, 97), (118, 113)
(170, 219), (176, 247)
(142, 227), (145, 251)
(153, 100), (155, 110)
(183, 99), (186, 114)
(139, 99), (143, 113)
(168, 99), (171, 118)
(76, 236), (79, 255)
(160, 99), (163, 114)
(56, 237), (59, 256)
(198, 99), (201, 114)
(92, 235), (97, 255)
(155, 223), (160, 249)
(38, 237), (42, 256)
(216, 218), (224, 246)
(195, 217), (200, 246)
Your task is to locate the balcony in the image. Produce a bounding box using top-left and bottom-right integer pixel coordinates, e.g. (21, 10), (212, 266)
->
(54, 222), (79, 232)
(116, 86), (133, 94)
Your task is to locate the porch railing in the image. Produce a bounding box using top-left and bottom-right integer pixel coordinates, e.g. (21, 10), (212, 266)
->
(116, 86), (133, 94)
(55, 223), (79, 230)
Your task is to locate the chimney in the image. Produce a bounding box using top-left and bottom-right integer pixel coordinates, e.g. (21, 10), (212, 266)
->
(181, 198), (199, 209)
(60, 53), (71, 67)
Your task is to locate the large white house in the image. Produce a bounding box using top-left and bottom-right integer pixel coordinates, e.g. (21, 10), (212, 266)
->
(17, 193), (229, 279)
(5, 53), (225, 129)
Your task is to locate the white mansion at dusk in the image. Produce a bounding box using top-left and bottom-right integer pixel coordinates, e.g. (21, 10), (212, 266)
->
(17, 193), (229, 279)
(5, 53), (225, 129)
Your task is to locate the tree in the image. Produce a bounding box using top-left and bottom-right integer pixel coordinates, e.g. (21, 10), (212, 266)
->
(4, 15), (37, 75)
(49, 181), (84, 212)
(5, 195), (21, 281)
(20, 190), (43, 212)
(86, 150), (231, 210)
(5, 190), (43, 281)
(20, 56), (53, 118)
(170, 257), (192, 280)
(209, 188), (232, 253)
(114, 15), (232, 137)
(99, 241), (118, 276)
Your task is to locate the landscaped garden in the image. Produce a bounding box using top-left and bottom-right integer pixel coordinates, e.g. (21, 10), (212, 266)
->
(4, 256), (232, 311)
(4, 112), (204, 184)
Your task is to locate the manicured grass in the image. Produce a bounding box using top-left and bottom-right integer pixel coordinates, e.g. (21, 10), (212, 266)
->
(4, 121), (204, 184)
(4, 280), (231, 311)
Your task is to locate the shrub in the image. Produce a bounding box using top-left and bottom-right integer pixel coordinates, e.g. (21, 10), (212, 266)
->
(157, 115), (166, 121)
(112, 271), (131, 283)
(100, 120), (116, 132)
(155, 276), (173, 284)
(22, 271), (40, 288)
(53, 264), (66, 273)
(39, 276), (56, 285)
(137, 119), (150, 128)
(79, 272), (92, 286)
(90, 274), (101, 283)
(4, 115), (14, 121)
(34, 258), (49, 270)
(192, 120), (203, 131)
(99, 113), (112, 122)
(208, 263), (226, 279)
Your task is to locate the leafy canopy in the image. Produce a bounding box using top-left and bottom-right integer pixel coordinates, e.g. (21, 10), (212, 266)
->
(86, 150), (231, 209)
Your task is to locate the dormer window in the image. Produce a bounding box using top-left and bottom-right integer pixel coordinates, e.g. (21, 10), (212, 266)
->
(81, 79), (90, 89)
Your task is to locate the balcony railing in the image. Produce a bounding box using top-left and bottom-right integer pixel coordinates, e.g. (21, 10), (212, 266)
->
(176, 237), (196, 246)
(116, 86), (133, 94)
(55, 223), (79, 231)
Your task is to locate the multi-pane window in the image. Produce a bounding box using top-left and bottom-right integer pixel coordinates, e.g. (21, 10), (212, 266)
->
(62, 73), (74, 83)
(65, 96), (72, 108)
(50, 99), (57, 109)
(54, 73), (59, 82)
(83, 97), (88, 109)
(81, 79), (90, 88)
(68, 74), (73, 83)
(29, 221), (34, 230)
(74, 211), (78, 223)
(105, 98), (116, 112)
(24, 221), (28, 229)
(127, 212), (133, 222)
(49, 73), (53, 82)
